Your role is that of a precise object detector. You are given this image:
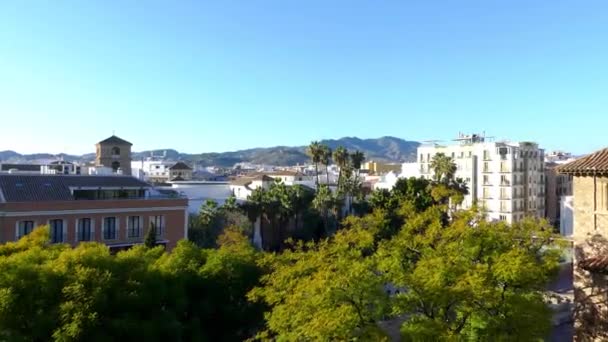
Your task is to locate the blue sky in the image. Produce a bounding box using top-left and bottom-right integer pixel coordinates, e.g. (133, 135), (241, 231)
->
(0, 1), (606, 155)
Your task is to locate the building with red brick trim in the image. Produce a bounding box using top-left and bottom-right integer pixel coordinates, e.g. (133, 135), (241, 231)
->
(0, 174), (188, 251)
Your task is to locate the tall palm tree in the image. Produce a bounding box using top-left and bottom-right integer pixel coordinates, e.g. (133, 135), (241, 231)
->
(307, 141), (323, 188)
(350, 150), (365, 179)
(320, 144), (332, 186)
(243, 188), (266, 249)
(332, 146), (349, 188)
(312, 184), (334, 235)
(429, 153), (457, 183)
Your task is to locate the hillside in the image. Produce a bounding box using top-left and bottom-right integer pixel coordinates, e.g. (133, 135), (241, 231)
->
(0, 136), (420, 167)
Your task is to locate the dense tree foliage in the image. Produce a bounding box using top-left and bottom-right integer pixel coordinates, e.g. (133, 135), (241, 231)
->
(0, 227), (264, 341)
(189, 197), (251, 248)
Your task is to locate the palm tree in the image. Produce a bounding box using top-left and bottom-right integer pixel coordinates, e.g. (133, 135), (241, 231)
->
(350, 150), (365, 179)
(222, 195), (238, 212)
(312, 184), (335, 235)
(243, 188), (266, 249)
(307, 141), (323, 188)
(320, 144), (332, 186)
(333, 146), (349, 188)
(429, 153), (457, 183)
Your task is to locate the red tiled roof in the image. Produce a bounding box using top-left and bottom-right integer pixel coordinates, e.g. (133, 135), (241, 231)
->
(579, 255), (608, 273)
(557, 148), (608, 175)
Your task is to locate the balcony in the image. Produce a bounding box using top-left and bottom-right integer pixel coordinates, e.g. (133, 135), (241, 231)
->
(499, 195), (511, 200)
(482, 168), (491, 173)
(500, 180), (511, 186)
(499, 168), (511, 173)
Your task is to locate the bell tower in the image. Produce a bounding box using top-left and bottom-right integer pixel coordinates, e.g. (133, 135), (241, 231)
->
(95, 135), (132, 175)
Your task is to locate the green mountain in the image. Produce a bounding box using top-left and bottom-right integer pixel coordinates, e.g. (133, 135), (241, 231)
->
(1, 137), (420, 167)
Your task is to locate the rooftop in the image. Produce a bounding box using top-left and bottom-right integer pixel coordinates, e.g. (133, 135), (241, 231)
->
(169, 162), (192, 170)
(557, 148), (608, 175)
(0, 174), (150, 202)
(0, 163), (42, 172)
(97, 135), (132, 146)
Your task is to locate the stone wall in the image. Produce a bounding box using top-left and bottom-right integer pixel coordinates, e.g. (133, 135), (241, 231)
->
(572, 175), (608, 341)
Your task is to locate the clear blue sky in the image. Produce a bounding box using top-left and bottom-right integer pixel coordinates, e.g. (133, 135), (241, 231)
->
(1, 1), (606, 155)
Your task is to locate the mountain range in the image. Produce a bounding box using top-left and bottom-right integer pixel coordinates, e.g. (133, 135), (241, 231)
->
(0, 136), (420, 167)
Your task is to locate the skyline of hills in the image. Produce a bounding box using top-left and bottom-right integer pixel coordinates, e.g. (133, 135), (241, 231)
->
(0, 136), (420, 167)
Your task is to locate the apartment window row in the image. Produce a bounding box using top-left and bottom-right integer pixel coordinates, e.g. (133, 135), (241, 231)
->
(14, 215), (165, 242)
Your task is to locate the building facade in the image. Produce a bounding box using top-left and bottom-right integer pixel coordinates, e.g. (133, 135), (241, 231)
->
(0, 174), (188, 251)
(361, 161), (402, 175)
(168, 162), (193, 181)
(417, 133), (545, 223)
(558, 148), (608, 340)
(546, 161), (574, 229)
(95, 135), (132, 175)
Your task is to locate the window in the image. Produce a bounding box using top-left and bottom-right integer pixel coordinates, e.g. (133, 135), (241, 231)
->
(451, 152), (455, 159)
(128, 216), (142, 238)
(111, 161), (120, 172)
(483, 162), (490, 172)
(499, 215), (507, 221)
(483, 175), (490, 185)
(420, 154), (423, 162)
(17, 220), (34, 239)
(49, 219), (64, 243)
(111, 146), (120, 156)
(77, 218), (93, 242)
(483, 187), (491, 199)
(500, 175), (509, 185)
(483, 150), (490, 160)
(104, 217), (117, 240)
(150, 215), (165, 237)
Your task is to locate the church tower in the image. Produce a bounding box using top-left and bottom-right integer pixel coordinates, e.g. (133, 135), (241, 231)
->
(95, 135), (132, 175)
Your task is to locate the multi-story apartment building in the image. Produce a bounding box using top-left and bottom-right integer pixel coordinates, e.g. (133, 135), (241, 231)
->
(417, 133), (545, 223)
(0, 174), (188, 251)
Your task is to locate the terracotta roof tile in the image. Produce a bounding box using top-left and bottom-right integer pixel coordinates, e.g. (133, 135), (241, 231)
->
(579, 255), (608, 273)
(557, 148), (608, 175)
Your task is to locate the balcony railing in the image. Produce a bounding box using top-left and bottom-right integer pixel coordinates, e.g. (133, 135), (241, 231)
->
(500, 180), (511, 186)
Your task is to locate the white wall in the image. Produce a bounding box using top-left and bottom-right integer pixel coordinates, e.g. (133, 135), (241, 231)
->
(560, 196), (573, 236)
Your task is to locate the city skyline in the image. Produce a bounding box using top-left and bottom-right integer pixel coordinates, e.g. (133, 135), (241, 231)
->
(1, 1), (607, 155)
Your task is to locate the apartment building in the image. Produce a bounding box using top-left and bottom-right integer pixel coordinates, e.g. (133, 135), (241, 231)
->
(418, 133), (545, 223)
(0, 174), (188, 251)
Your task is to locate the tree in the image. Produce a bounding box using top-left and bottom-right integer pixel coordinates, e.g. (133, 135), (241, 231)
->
(376, 208), (563, 340)
(429, 153), (457, 183)
(222, 195), (238, 212)
(350, 150), (365, 178)
(312, 184), (337, 235)
(249, 224), (389, 340)
(144, 223), (156, 248)
(333, 146), (349, 187)
(307, 141), (323, 187)
(320, 144), (332, 186)
(0, 226), (266, 341)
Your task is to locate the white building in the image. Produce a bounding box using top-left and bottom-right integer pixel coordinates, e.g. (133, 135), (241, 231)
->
(417, 133), (546, 223)
(159, 181), (233, 214)
(229, 172), (316, 200)
(131, 159), (173, 183)
(559, 195), (573, 237)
